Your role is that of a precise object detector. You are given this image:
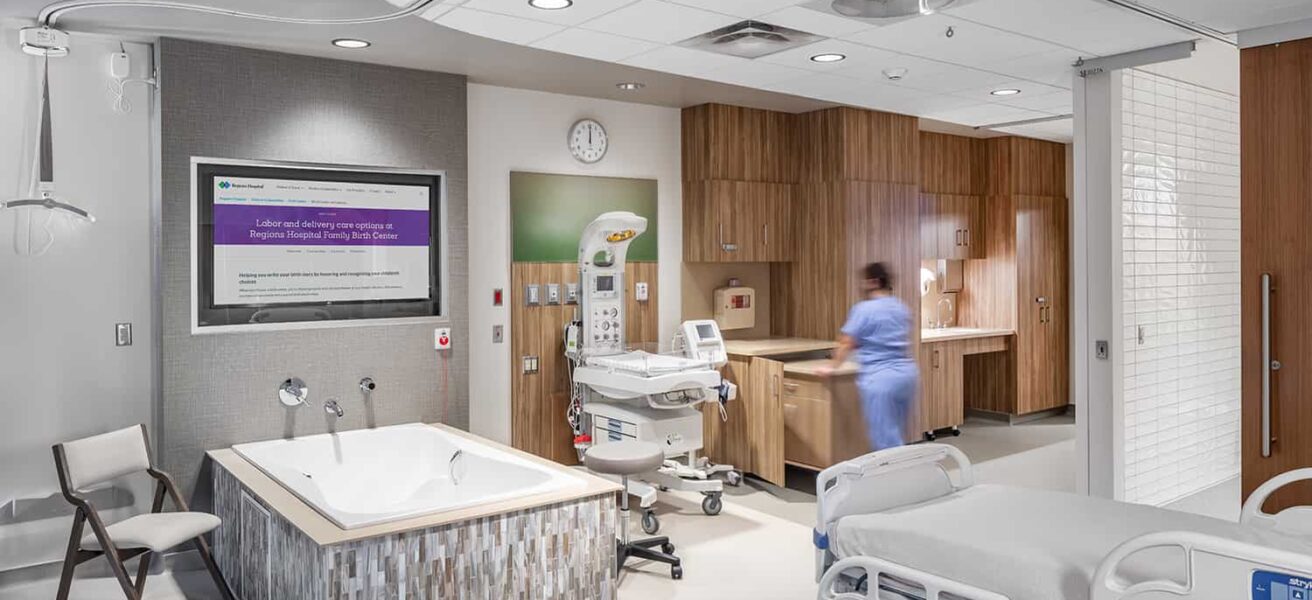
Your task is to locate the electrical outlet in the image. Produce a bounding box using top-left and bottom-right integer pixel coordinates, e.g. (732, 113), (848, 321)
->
(546, 283), (561, 305)
(525, 285), (540, 306)
(565, 283), (579, 304)
(115, 323), (132, 347)
(1095, 340), (1109, 360)
(635, 282), (649, 302)
(522, 355), (539, 374)
(493, 325), (503, 344)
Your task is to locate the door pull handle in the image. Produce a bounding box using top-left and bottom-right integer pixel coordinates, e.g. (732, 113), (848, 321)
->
(1262, 273), (1277, 458)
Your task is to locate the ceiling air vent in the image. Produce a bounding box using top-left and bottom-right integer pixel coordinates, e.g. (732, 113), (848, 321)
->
(830, 0), (956, 19)
(677, 20), (825, 59)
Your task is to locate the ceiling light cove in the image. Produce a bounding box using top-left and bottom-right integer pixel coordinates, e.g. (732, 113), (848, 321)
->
(528, 0), (573, 9)
(616, 82), (645, 91)
(332, 38), (371, 49)
(810, 53), (847, 63)
(991, 88), (1022, 96)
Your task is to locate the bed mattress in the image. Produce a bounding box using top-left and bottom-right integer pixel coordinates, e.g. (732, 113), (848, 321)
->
(832, 484), (1312, 600)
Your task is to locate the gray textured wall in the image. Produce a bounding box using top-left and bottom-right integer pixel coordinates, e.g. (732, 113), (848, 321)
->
(159, 39), (469, 495)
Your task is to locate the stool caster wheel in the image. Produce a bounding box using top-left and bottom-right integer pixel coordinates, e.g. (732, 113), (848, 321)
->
(641, 510), (660, 535)
(951, 427), (962, 437)
(701, 493), (722, 516)
(924, 431), (937, 442)
(672, 565), (683, 580)
(662, 542), (675, 554)
(725, 470), (743, 487)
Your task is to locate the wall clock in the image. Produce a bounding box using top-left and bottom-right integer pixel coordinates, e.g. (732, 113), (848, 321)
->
(568, 118), (608, 164)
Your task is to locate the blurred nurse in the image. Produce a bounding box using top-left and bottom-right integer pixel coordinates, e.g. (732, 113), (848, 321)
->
(815, 263), (918, 451)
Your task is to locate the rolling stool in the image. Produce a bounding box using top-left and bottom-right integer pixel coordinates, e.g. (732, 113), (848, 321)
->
(584, 440), (683, 580)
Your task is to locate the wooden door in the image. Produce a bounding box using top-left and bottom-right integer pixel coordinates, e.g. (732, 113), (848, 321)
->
(758, 182), (794, 261)
(748, 358), (786, 485)
(960, 195), (985, 259)
(1241, 38), (1312, 510)
(919, 194), (940, 259)
(703, 357), (750, 470)
(918, 342), (961, 434)
(1015, 195), (1068, 414)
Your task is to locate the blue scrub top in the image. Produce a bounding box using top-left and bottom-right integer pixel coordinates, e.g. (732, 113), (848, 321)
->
(841, 296), (914, 369)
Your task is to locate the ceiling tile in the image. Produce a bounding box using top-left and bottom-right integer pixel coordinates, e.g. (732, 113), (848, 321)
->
(757, 5), (876, 38)
(922, 103), (1050, 127)
(757, 39), (900, 71)
(704, 60), (812, 89)
(953, 78), (1067, 104)
(578, 0), (742, 44)
(622, 46), (752, 78)
(1061, 5), (1196, 56)
(765, 72), (863, 102)
(859, 60), (1013, 94)
(988, 50), (1080, 88)
(844, 14), (1068, 71)
(666, 0), (808, 19)
(434, 8), (564, 44)
(997, 89), (1073, 113)
(531, 27), (660, 62)
(460, 0), (640, 26)
(996, 118), (1074, 143)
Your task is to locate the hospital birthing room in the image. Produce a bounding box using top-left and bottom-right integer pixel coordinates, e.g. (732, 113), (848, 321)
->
(3, 0), (1312, 598)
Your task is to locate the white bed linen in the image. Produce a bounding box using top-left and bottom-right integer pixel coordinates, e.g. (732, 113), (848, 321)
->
(832, 484), (1312, 600)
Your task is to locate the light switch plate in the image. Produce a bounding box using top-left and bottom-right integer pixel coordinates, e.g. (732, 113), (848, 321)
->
(115, 323), (132, 347)
(546, 283), (561, 305)
(522, 355), (539, 374)
(635, 282), (649, 302)
(526, 285), (540, 306)
(493, 325), (504, 344)
(1095, 340), (1109, 360)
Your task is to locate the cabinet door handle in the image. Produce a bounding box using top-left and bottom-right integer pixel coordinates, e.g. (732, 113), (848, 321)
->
(1262, 273), (1277, 458)
(955, 229), (962, 246)
(964, 229), (970, 247)
(720, 223), (736, 252)
(764, 223), (769, 247)
(932, 349), (940, 369)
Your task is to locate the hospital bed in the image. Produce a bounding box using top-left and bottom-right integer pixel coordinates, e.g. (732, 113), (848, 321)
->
(813, 445), (1312, 600)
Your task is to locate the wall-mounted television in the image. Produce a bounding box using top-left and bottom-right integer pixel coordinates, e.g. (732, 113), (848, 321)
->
(191, 158), (446, 332)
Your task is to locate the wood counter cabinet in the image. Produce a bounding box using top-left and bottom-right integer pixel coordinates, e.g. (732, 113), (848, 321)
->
(780, 361), (870, 471)
(919, 332), (1012, 439)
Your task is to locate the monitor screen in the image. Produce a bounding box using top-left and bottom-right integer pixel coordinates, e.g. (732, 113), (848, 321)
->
(195, 162), (443, 328)
(596, 276), (614, 292)
(696, 323), (718, 340)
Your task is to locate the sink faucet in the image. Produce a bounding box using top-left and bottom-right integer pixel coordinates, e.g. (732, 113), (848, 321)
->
(936, 297), (954, 329)
(324, 399), (344, 418)
(449, 449), (465, 485)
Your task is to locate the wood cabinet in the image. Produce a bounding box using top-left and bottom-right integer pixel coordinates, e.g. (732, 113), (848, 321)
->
(701, 355), (787, 485)
(1015, 195), (1069, 414)
(918, 341), (963, 435)
(920, 193), (984, 260)
(780, 364), (868, 471)
(684, 180), (793, 263)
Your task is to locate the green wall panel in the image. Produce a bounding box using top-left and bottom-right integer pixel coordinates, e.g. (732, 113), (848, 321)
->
(510, 171), (658, 262)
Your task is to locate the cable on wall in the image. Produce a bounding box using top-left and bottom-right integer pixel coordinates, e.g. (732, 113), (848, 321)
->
(38, 0), (438, 27)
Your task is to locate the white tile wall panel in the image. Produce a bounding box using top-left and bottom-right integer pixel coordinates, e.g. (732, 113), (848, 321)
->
(1119, 70), (1240, 507)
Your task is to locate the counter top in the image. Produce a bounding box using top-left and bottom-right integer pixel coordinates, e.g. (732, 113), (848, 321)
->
(783, 359), (859, 377)
(724, 338), (837, 358)
(921, 327), (1015, 343)
(207, 423), (621, 546)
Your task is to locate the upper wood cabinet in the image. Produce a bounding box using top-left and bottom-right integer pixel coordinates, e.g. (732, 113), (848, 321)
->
(683, 104), (797, 183)
(684, 180), (794, 262)
(920, 193), (984, 259)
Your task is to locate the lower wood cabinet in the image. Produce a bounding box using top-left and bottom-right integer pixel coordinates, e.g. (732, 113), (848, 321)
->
(918, 341), (963, 436)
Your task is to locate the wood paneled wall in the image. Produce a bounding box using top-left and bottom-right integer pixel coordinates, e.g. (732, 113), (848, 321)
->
(778, 108), (921, 340)
(510, 261), (660, 463)
(920, 132), (988, 195)
(1240, 37), (1312, 510)
(682, 104), (798, 183)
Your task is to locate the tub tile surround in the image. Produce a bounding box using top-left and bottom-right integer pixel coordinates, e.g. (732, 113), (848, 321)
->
(211, 424), (620, 599)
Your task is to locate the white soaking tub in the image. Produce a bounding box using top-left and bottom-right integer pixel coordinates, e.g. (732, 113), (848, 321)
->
(231, 423), (585, 529)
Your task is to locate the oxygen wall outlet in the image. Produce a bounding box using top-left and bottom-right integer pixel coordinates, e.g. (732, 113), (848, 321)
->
(434, 327), (452, 351)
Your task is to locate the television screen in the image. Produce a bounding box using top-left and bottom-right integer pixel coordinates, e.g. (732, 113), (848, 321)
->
(194, 161), (443, 329)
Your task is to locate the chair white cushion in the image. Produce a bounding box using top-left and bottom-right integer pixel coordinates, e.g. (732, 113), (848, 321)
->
(832, 484), (1312, 600)
(62, 426), (151, 491)
(81, 512), (220, 552)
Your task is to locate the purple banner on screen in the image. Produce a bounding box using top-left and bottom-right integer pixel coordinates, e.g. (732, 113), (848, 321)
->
(213, 205), (430, 246)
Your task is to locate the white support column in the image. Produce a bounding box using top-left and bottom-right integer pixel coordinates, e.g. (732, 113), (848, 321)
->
(1073, 69), (1124, 499)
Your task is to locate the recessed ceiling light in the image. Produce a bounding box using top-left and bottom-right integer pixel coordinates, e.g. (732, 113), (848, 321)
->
(332, 38), (371, 49)
(528, 0), (573, 9)
(616, 82), (645, 91)
(810, 53), (847, 63)
(991, 88), (1022, 96)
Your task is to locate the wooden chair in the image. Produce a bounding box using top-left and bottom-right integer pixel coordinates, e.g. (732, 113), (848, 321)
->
(51, 424), (235, 600)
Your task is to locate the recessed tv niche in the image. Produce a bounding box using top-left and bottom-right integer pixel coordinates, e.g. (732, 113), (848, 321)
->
(191, 158), (446, 331)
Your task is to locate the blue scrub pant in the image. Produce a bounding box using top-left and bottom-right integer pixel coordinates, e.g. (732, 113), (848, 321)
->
(856, 362), (918, 451)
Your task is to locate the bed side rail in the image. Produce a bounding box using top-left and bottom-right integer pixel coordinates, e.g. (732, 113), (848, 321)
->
(818, 555), (1009, 600)
(1091, 531), (1312, 600)
(1241, 468), (1312, 536)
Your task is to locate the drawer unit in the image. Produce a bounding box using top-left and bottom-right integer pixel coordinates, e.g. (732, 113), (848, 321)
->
(783, 392), (831, 469)
(781, 377), (826, 402)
